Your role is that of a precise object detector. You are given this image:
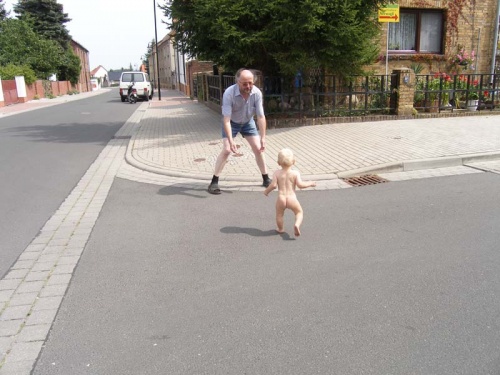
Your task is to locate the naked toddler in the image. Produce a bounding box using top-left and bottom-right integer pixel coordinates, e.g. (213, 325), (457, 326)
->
(264, 148), (316, 236)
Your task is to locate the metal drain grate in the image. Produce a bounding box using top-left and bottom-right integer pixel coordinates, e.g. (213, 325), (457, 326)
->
(342, 174), (388, 187)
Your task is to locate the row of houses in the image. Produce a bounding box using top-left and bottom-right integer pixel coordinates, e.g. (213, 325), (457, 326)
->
(147, 0), (500, 98)
(147, 30), (214, 98)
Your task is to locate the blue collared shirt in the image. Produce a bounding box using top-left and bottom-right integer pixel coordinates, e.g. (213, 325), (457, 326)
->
(221, 84), (265, 124)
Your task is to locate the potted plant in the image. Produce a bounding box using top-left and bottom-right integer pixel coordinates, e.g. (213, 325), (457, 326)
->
(450, 46), (475, 70)
(479, 90), (496, 110)
(466, 91), (479, 111)
(423, 73), (451, 112)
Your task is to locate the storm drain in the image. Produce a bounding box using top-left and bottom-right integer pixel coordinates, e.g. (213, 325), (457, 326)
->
(342, 174), (388, 187)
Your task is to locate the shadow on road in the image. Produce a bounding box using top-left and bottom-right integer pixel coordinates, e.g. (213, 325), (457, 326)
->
(221, 226), (295, 240)
(158, 185), (212, 198)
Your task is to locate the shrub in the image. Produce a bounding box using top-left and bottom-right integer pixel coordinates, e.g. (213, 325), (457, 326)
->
(0, 63), (37, 84)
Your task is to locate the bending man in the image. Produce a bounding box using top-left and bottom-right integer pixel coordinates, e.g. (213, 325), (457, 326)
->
(208, 69), (271, 194)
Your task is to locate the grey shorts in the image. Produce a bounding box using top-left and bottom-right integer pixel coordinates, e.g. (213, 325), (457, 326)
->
(222, 119), (259, 138)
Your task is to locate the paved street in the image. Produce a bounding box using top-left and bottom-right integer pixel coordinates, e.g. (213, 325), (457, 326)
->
(0, 88), (500, 374)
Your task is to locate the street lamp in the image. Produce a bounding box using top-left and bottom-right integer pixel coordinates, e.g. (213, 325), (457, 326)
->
(153, 0), (161, 100)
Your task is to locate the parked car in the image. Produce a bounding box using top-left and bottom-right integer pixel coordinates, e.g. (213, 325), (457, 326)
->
(119, 72), (153, 102)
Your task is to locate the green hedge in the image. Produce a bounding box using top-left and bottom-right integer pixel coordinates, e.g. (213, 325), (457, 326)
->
(0, 64), (37, 85)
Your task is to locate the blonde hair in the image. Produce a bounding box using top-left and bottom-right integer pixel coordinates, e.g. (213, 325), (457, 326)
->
(278, 148), (295, 167)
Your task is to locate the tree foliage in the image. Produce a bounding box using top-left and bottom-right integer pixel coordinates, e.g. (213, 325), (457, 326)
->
(11, 0), (80, 84)
(13, 0), (71, 48)
(160, 0), (389, 76)
(0, 63), (37, 84)
(0, 18), (62, 78)
(57, 48), (81, 85)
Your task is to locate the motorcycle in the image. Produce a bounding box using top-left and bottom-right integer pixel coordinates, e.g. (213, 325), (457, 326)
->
(127, 82), (138, 104)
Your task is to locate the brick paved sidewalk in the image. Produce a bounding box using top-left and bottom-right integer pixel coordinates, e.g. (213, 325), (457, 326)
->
(128, 90), (500, 183)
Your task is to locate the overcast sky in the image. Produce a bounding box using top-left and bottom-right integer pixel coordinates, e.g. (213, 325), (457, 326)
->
(3, 0), (169, 71)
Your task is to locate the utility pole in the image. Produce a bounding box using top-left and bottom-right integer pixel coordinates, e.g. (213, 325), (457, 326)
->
(153, 0), (161, 100)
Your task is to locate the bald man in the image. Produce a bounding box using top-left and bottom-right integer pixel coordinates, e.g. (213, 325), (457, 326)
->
(208, 68), (271, 194)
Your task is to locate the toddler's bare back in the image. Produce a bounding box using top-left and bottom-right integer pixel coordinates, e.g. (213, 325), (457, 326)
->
(276, 169), (300, 197)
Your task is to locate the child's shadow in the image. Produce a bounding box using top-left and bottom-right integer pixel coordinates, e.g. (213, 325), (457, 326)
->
(220, 226), (295, 240)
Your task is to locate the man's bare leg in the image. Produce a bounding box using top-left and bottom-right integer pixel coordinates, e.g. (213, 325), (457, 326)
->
(208, 139), (232, 194)
(245, 135), (268, 174)
(213, 138), (232, 176)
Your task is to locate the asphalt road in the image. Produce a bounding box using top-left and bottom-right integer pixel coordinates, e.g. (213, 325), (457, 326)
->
(34, 172), (500, 375)
(0, 89), (138, 278)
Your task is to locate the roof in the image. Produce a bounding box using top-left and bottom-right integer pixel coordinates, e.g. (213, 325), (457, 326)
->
(70, 39), (89, 52)
(90, 65), (108, 76)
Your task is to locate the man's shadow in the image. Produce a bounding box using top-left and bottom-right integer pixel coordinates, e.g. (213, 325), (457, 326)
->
(220, 226), (295, 240)
(158, 185), (227, 198)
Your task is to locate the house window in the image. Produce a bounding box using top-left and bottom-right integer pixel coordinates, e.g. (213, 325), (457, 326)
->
(388, 9), (443, 53)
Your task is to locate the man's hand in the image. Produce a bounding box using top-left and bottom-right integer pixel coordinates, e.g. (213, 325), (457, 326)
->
(228, 139), (238, 154)
(259, 137), (266, 152)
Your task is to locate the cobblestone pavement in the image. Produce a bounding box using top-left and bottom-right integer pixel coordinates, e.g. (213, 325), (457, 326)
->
(124, 90), (500, 190)
(1, 89), (500, 374)
(0, 91), (127, 374)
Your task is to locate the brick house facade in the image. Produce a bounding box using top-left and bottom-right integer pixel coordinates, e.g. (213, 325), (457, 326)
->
(375, 0), (500, 75)
(149, 32), (176, 91)
(71, 39), (91, 93)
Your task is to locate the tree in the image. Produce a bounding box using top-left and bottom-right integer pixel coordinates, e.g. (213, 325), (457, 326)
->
(57, 48), (81, 85)
(160, 0), (388, 77)
(13, 0), (71, 49)
(0, 18), (62, 78)
(142, 39), (155, 74)
(0, 0), (9, 20)
(12, 0), (80, 84)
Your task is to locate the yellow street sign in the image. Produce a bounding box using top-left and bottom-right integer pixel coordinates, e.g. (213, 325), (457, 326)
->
(378, 4), (399, 22)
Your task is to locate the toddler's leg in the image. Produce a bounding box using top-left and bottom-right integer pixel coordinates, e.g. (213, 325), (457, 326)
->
(275, 197), (286, 233)
(287, 198), (304, 237)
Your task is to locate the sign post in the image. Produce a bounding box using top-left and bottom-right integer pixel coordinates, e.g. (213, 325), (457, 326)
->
(378, 4), (400, 76)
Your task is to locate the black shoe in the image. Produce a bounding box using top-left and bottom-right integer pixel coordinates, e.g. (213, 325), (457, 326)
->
(208, 183), (221, 194)
(262, 177), (272, 187)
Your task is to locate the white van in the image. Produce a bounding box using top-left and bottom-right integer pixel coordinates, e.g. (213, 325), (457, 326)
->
(119, 71), (153, 102)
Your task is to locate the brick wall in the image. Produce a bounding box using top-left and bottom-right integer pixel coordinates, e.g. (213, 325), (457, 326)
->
(186, 61), (214, 97)
(1, 79), (74, 105)
(1, 80), (18, 105)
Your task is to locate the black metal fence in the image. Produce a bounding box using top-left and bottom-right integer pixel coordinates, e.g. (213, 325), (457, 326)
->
(267, 74), (397, 117)
(194, 72), (500, 118)
(414, 73), (500, 113)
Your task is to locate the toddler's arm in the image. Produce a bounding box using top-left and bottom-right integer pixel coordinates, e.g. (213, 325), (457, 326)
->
(295, 172), (316, 189)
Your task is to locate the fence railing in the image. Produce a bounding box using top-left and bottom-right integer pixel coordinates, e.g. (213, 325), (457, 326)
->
(193, 72), (500, 118)
(414, 73), (500, 113)
(261, 74), (397, 118)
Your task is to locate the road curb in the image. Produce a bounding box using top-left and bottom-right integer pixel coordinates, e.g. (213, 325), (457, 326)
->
(337, 152), (500, 178)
